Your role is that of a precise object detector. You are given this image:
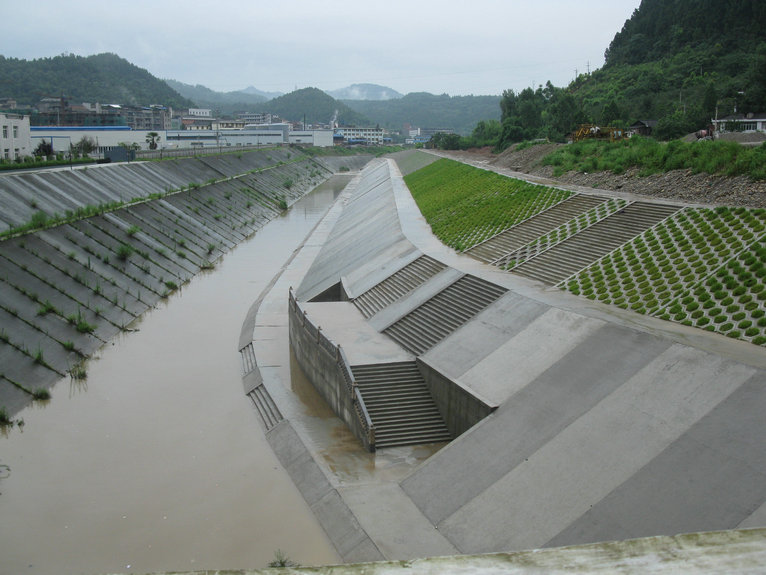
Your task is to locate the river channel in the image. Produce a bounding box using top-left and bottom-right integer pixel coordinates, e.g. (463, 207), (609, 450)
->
(0, 177), (351, 575)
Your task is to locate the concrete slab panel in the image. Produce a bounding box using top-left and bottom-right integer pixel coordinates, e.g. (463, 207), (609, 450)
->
(739, 501), (766, 529)
(297, 166), (412, 303)
(339, 482), (458, 559)
(312, 488), (385, 563)
(343, 246), (421, 299)
(368, 267), (464, 332)
(458, 306), (605, 405)
(401, 324), (671, 525)
(302, 302), (413, 366)
(547, 370), (766, 547)
(438, 344), (757, 552)
(422, 291), (549, 380)
(0, 377), (35, 414)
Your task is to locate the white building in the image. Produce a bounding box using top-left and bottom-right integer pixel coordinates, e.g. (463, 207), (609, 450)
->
(238, 112), (279, 124)
(335, 126), (385, 145)
(1, 113), (33, 161)
(30, 125), (336, 156)
(289, 130), (334, 147)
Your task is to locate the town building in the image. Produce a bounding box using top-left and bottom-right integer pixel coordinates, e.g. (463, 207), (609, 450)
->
(1, 112), (33, 160)
(30, 125), (335, 156)
(712, 112), (766, 134)
(334, 126), (385, 145)
(238, 112), (280, 125)
(31, 97), (171, 130)
(628, 119), (658, 137)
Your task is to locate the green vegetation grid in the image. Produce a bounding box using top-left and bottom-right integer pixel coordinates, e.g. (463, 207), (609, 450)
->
(566, 205), (766, 345)
(407, 159), (766, 347)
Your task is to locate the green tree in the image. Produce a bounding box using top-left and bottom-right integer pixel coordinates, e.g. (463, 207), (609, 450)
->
(430, 132), (463, 150)
(72, 136), (96, 157)
(470, 120), (502, 148)
(145, 131), (160, 150)
(601, 100), (621, 125)
(33, 139), (54, 157)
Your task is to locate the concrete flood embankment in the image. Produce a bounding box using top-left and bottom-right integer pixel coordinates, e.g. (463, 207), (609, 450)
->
(270, 154), (766, 561)
(0, 149), (371, 416)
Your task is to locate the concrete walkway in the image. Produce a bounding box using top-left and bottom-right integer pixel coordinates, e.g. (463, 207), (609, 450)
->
(242, 157), (766, 563)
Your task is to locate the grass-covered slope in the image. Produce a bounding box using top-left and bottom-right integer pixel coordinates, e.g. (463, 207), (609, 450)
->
(404, 159), (572, 251)
(542, 137), (766, 180)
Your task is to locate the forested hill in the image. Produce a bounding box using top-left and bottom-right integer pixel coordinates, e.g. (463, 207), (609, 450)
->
(575, 0), (766, 134)
(261, 87), (370, 127)
(489, 0), (766, 149)
(0, 53), (193, 109)
(164, 79), (268, 114)
(605, 0), (766, 67)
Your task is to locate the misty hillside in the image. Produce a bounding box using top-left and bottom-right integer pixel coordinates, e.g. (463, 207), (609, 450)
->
(328, 84), (403, 101)
(0, 53), (193, 109)
(164, 79), (271, 114)
(569, 0), (766, 138)
(261, 87), (370, 126)
(345, 92), (501, 135)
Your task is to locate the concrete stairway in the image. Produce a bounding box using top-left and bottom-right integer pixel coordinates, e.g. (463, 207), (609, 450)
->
(353, 255), (447, 318)
(512, 201), (680, 286)
(384, 274), (508, 355)
(248, 385), (283, 431)
(466, 194), (608, 263)
(352, 362), (452, 448)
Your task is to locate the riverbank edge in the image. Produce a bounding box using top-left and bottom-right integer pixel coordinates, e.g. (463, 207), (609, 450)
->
(238, 167), (387, 563)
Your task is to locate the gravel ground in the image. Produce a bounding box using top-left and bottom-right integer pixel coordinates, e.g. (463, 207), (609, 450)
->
(443, 143), (766, 209)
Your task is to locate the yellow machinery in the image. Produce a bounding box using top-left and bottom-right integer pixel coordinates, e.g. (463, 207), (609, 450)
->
(573, 124), (626, 142)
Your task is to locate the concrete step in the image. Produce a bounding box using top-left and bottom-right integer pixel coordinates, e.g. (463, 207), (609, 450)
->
(467, 194), (608, 262)
(384, 274), (507, 355)
(351, 361), (452, 449)
(248, 384), (282, 431)
(353, 255), (446, 318)
(513, 202), (680, 285)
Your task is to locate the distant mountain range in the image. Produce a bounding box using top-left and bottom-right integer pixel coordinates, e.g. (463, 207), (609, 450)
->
(328, 84), (403, 101)
(0, 52), (501, 135)
(164, 79), (272, 113)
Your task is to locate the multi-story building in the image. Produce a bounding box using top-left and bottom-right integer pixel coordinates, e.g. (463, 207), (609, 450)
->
(334, 126), (385, 145)
(120, 105), (172, 131)
(1, 113), (32, 160)
(181, 108), (216, 130)
(238, 112), (279, 125)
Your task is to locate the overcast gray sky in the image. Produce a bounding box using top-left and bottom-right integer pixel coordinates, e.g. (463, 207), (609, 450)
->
(3, 0), (641, 96)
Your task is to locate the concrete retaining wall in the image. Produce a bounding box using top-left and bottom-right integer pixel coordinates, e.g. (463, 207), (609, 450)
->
(288, 294), (373, 451)
(417, 358), (496, 437)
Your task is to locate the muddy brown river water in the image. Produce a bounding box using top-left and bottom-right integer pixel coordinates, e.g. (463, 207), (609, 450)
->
(0, 177), (351, 575)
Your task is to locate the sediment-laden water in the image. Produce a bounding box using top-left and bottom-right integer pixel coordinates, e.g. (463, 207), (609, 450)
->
(0, 176), (350, 575)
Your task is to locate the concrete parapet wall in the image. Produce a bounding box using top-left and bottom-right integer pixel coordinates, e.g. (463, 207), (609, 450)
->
(417, 358), (496, 437)
(288, 293), (373, 451)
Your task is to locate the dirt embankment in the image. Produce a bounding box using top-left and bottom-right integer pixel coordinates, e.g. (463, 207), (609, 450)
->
(444, 143), (766, 209)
